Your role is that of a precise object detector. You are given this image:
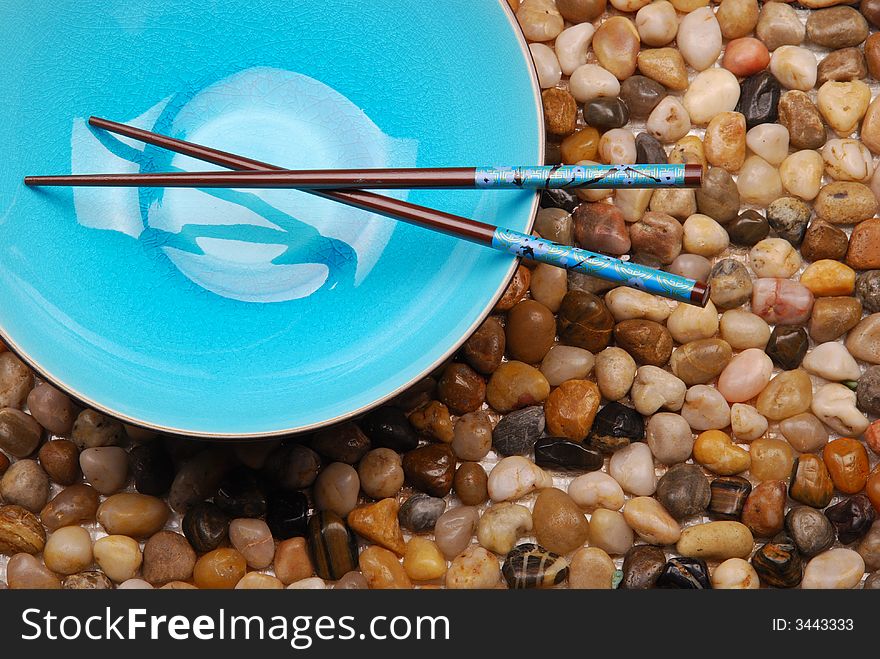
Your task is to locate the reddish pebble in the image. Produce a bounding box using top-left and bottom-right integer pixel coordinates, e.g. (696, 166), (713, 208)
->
(751, 278), (814, 326)
(864, 419), (880, 455)
(573, 203), (631, 256)
(722, 38), (770, 77)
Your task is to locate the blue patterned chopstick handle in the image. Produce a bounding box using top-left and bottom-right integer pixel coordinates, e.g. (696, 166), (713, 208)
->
(492, 228), (707, 306)
(474, 164), (688, 189)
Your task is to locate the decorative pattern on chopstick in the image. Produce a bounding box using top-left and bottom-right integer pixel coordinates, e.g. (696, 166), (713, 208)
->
(474, 163), (697, 188)
(24, 163), (701, 190)
(491, 228), (708, 306)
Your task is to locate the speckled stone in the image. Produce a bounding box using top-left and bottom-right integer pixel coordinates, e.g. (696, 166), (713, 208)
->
(620, 544), (667, 589)
(492, 405), (545, 456)
(708, 259), (753, 310)
(856, 271), (880, 313)
(778, 91), (826, 151)
(786, 506), (836, 557)
(767, 197), (810, 246)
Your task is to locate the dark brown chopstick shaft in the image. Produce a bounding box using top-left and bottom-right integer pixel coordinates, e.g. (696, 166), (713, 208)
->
(23, 168), (478, 189)
(84, 117), (497, 244)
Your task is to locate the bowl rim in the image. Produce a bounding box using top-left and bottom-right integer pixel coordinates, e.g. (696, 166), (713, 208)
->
(0, 0), (545, 439)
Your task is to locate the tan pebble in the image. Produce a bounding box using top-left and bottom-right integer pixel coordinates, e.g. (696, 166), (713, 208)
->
(532, 488), (590, 555)
(716, 0), (758, 40)
(516, 0), (564, 42)
(860, 94), (880, 154)
(43, 526), (92, 575)
(622, 496), (680, 545)
(595, 347), (637, 401)
(719, 309), (771, 350)
(229, 518), (275, 570)
(487, 456), (553, 502)
(745, 123), (789, 167)
(730, 404), (768, 442)
(5, 553), (61, 589)
(358, 545), (412, 589)
(613, 187), (653, 223)
(592, 16), (639, 80)
(445, 545), (500, 589)
(666, 299), (718, 343)
(750, 238), (802, 278)
(635, 1), (678, 47)
(588, 508), (633, 555)
(755, 369), (813, 421)
(677, 521), (754, 560)
(404, 537), (447, 582)
(637, 48), (688, 91)
(817, 81), (871, 136)
(569, 547), (615, 589)
(704, 112), (746, 172)
(778, 412), (828, 453)
(669, 135), (707, 172)
(814, 181), (878, 224)
(93, 535), (143, 583)
(800, 260), (856, 296)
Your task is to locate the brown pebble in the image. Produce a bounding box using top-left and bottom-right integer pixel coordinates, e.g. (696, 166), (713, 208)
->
(462, 316), (505, 375)
(542, 88), (578, 137)
(0, 459), (49, 513)
(142, 531), (197, 585)
(494, 265), (530, 312)
(778, 91), (826, 151)
(96, 493), (170, 538)
(0, 504), (46, 554)
(801, 221), (850, 263)
(357, 449), (403, 501)
(408, 401), (454, 443)
(506, 300), (557, 364)
(193, 548), (247, 589)
(532, 488), (590, 555)
(26, 383), (77, 435)
(573, 202), (631, 256)
(5, 553), (61, 589)
(847, 219), (880, 270)
(742, 480), (787, 538)
(561, 128), (599, 164)
(557, 290), (614, 352)
(544, 379), (601, 441)
(629, 211), (683, 264)
(437, 362), (486, 415)
(275, 537), (315, 585)
(402, 443), (456, 498)
(0, 408), (42, 458)
(613, 320), (673, 367)
(0, 451), (8, 477)
(817, 47), (867, 85)
(808, 296), (864, 343)
(39, 483), (100, 532)
(867, 33), (880, 79)
(38, 440), (81, 486)
(453, 462), (488, 506)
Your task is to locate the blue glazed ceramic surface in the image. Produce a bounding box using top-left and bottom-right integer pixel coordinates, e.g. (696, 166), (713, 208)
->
(0, 0), (541, 436)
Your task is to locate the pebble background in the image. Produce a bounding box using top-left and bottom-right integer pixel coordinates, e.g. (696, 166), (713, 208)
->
(2, 0), (880, 589)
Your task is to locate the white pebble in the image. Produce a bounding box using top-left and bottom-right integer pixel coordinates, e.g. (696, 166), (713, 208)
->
(681, 385), (732, 431)
(529, 43), (561, 89)
(683, 68), (740, 125)
(666, 299), (719, 343)
(769, 46), (817, 91)
(736, 155), (783, 205)
(569, 64), (620, 104)
(749, 238), (801, 278)
(745, 124), (789, 166)
(605, 287), (676, 322)
(568, 471), (626, 511)
(712, 558), (760, 589)
(487, 456), (553, 502)
(595, 347), (637, 401)
(287, 577), (327, 589)
(608, 443), (657, 496)
(802, 342), (862, 382)
(730, 404), (768, 442)
(677, 7), (722, 72)
(801, 549), (866, 590)
(630, 365), (687, 415)
(811, 383), (870, 437)
(554, 23), (594, 76)
(822, 138), (874, 182)
(635, 0), (678, 47)
(646, 96), (691, 144)
(779, 150), (824, 201)
(599, 128), (637, 165)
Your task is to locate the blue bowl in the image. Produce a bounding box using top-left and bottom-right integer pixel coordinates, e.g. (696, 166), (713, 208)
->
(0, 0), (542, 437)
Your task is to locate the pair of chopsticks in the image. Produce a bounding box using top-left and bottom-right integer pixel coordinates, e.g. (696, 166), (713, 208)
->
(25, 119), (708, 306)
